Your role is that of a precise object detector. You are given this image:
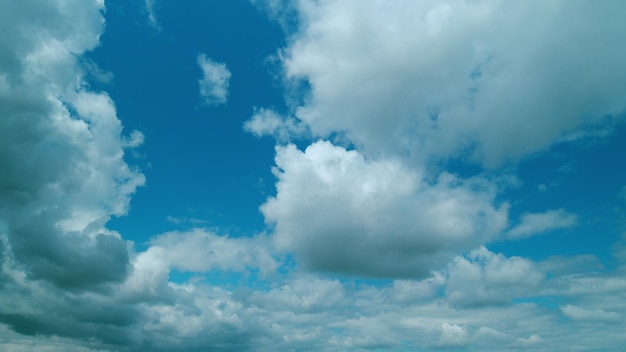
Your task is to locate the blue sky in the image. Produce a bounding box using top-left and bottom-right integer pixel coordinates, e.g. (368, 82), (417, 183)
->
(1, 0), (626, 351)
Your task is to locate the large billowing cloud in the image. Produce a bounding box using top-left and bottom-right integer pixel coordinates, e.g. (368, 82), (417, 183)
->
(262, 141), (508, 278)
(275, 0), (626, 166)
(0, 0), (144, 290)
(0, 0), (141, 346)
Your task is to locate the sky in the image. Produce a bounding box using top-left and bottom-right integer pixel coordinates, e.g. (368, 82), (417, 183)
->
(1, 0), (626, 351)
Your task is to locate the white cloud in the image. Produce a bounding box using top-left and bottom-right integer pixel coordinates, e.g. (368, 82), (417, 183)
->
(244, 108), (306, 141)
(197, 54), (231, 106)
(121, 229), (278, 302)
(124, 130), (145, 148)
(445, 247), (544, 307)
(150, 229), (277, 276)
(516, 334), (543, 346)
(261, 141), (509, 278)
(507, 209), (577, 239)
(275, 0), (626, 166)
(248, 275), (345, 313)
(561, 304), (620, 323)
(388, 273), (445, 304)
(435, 323), (468, 348)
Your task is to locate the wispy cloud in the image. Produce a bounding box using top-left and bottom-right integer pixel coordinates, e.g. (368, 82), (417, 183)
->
(197, 54), (231, 106)
(144, 0), (160, 30)
(507, 209), (578, 239)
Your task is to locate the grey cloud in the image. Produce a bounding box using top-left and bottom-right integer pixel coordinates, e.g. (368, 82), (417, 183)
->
(0, 0), (144, 291)
(11, 229), (127, 291)
(0, 0), (145, 347)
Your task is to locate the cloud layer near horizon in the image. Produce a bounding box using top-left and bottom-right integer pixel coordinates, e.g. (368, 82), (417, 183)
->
(1, 0), (625, 351)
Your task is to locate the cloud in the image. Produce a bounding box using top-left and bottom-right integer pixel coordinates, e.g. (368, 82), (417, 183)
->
(120, 229), (278, 302)
(3, 230), (626, 351)
(248, 275), (345, 313)
(261, 141), (509, 278)
(0, 0), (144, 291)
(274, 0), (626, 166)
(516, 334), (543, 346)
(435, 323), (468, 348)
(507, 209), (577, 239)
(144, 0), (160, 30)
(197, 54), (231, 106)
(561, 304), (620, 323)
(148, 229), (277, 276)
(445, 246), (544, 308)
(612, 233), (626, 263)
(244, 108), (307, 141)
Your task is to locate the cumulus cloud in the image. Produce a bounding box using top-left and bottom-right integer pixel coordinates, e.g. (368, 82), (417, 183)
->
(197, 54), (231, 106)
(435, 323), (468, 348)
(0, 0), (144, 291)
(0, 0), (142, 347)
(445, 247), (544, 307)
(272, 0), (626, 166)
(507, 209), (577, 239)
(139, 230), (277, 280)
(261, 141), (509, 278)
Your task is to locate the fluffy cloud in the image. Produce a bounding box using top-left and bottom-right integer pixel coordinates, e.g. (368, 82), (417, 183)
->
(445, 246), (544, 307)
(121, 229), (278, 301)
(0, 0), (144, 291)
(261, 141), (509, 278)
(272, 0), (626, 166)
(3, 229), (626, 351)
(197, 54), (231, 106)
